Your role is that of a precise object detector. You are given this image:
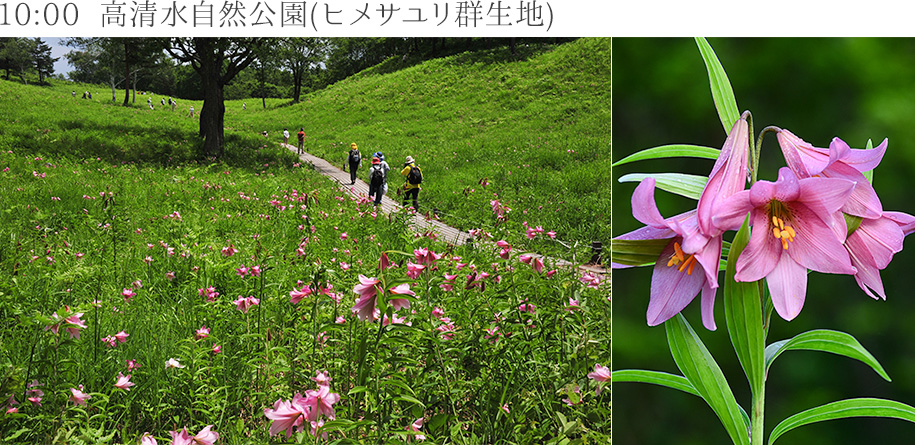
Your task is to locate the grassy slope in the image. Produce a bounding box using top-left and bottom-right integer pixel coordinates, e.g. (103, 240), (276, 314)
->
(1, 38), (610, 260)
(228, 38), (611, 258)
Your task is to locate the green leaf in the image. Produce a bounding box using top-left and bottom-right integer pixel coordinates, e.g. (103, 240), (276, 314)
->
(613, 144), (721, 167)
(723, 217), (766, 393)
(764, 329), (890, 382)
(863, 139), (875, 184)
(611, 369), (699, 397)
(667, 314), (750, 445)
(613, 369), (753, 437)
(618, 173), (708, 200)
(394, 395), (426, 407)
(610, 238), (669, 267)
(696, 38), (740, 133)
(768, 398), (915, 445)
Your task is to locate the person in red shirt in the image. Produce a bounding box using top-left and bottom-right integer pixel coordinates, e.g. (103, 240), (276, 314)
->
(296, 128), (306, 155)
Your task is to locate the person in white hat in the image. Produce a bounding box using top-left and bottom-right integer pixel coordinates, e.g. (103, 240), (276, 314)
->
(399, 156), (422, 210)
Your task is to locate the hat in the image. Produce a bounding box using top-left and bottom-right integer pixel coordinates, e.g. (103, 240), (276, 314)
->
(372, 157), (380, 165)
(351, 143), (358, 149)
(405, 156), (415, 164)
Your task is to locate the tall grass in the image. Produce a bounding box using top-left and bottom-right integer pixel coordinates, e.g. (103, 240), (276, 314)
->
(0, 129), (609, 442)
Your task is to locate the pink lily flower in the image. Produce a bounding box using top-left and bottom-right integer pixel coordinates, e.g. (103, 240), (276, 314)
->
(114, 330), (129, 343)
(778, 131), (886, 219)
(114, 373), (134, 391)
(613, 114), (751, 329)
(312, 371), (332, 387)
(195, 325), (209, 340)
(407, 417), (426, 441)
(532, 257), (544, 274)
(289, 285), (313, 304)
(139, 432), (157, 445)
(192, 425), (218, 445)
(69, 386), (90, 406)
(519, 254), (533, 265)
(47, 310), (87, 339)
(264, 394), (307, 438)
(212, 344), (221, 355)
(587, 364), (612, 395)
(388, 283), (415, 311)
(379, 252), (394, 270)
(121, 288), (136, 302)
(168, 427), (194, 445)
(406, 262), (426, 279)
(844, 211), (915, 300)
(352, 275), (382, 321)
(302, 384), (340, 422)
(714, 167), (857, 320)
(233, 296), (259, 313)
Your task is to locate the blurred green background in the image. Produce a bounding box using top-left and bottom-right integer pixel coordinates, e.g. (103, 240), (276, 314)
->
(612, 38), (915, 444)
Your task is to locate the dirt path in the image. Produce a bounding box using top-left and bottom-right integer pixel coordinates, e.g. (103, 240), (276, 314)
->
(284, 144), (606, 275)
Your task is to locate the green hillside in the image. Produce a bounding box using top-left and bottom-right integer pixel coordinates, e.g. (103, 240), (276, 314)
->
(232, 37), (611, 257)
(0, 38), (611, 259)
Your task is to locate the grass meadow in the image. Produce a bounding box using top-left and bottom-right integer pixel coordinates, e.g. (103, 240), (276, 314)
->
(0, 38), (610, 444)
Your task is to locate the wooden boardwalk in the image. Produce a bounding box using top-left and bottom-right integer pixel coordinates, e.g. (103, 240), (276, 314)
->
(284, 144), (606, 275)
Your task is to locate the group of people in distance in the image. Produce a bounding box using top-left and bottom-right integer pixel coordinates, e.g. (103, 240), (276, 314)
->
(346, 143), (423, 210)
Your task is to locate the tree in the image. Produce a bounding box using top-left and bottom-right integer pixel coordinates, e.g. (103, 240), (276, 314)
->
(0, 38), (34, 82)
(279, 38), (327, 103)
(119, 38), (167, 106)
(65, 38), (124, 101)
(166, 38), (262, 159)
(30, 38), (58, 84)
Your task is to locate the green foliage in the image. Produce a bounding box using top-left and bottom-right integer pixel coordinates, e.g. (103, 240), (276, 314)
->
(0, 145), (609, 443)
(232, 37), (611, 260)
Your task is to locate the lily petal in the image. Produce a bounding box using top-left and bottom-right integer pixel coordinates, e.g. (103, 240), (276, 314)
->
(766, 254), (809, 321)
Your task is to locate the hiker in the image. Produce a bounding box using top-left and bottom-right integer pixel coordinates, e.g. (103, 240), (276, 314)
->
(346, 143), (362, 185)
(161, 98), (165, 106)
(72, 91), (76, 97)
(296, 128), (305, 155)
(171, 100), (176, 112)
(148, 97), (153, 109)
(243, 102), (246, 110)
(374, 151), (391, 197)
(262, 130), (269, 138)
(367, 157), (387, 207)
(81, 91), (86, 99)
(283, 128), (290, 145)
(189, 106), (194, 117)
(87, 91), (92, 99)
(400, 156), (422, 211)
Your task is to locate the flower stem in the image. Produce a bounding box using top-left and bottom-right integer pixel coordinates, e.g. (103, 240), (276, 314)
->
(751, 383), (766, 445)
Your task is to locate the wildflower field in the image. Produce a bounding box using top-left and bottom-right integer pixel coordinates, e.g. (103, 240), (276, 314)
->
(0, 42), (610, 444)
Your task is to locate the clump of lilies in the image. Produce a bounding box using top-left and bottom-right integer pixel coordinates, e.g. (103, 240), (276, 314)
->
(264, 371), (341, 439)
(613, 39), (915, 445)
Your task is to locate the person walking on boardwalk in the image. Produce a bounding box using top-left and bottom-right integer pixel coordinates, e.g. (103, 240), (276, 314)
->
(367, 156), (387, 207)
(346, 143), (362, 185)
(296, 128), (305, 155)
(374, 152), (391, 198)
(400, 155), (422, 211)
(283, 128), (290, 145)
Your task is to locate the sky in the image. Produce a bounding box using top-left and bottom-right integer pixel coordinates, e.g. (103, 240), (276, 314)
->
(46, 38), (73, 77)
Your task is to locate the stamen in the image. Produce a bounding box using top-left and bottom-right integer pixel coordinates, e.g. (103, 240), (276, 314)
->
(667, 242), (697, 275)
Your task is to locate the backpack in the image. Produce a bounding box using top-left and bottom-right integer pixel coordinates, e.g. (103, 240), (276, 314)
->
(407, 165), (423, 185)
(349, 149), (361, 165)
(370, 165), (385, 188)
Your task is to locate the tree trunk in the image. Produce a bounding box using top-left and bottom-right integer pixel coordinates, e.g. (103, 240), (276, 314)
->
(199, 76), (226, 159)
(132, 70), (137, 103)
(123, 42), (130, 106)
